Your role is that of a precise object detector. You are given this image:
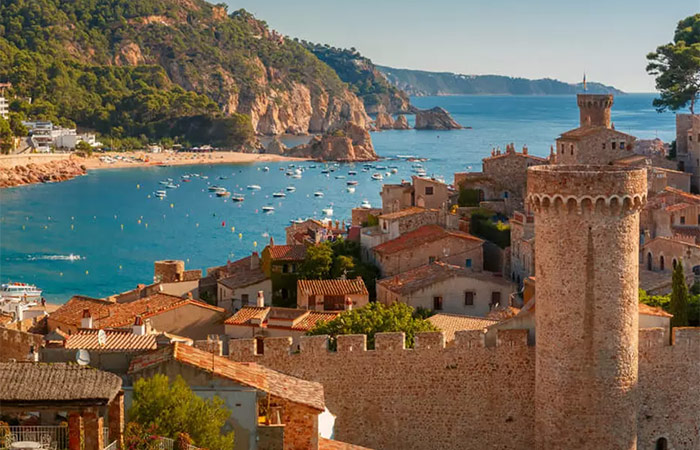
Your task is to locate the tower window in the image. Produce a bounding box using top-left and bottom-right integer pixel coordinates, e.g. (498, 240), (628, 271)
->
(433, 296), (443, 311)
(612, 142), (617, 150)
(602, 143), (606, 150)
(620, 142), (625, 149)
(464, 292), (474, 306)
(655, 437), (668, 450)
(570, 144), (574, 155)
(681, 216), (686, 224)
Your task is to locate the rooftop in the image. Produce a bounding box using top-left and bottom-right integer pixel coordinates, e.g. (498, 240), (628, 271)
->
(373, 225), (482, 255)
(427, 313), (498, 342)
(638, 303), (673, 318)
(129, 343), (325, 411)
(378, 207), (436, 221)
(218, 255), (268, 290)
(62, 329), (192, 351)
(558, 125), (633, 141)
(0, 362), (122, 407)
(266, 245), (308, 261)
(224, 306), (338, 331)
(377, 261), (507, 295)
(298, 278), (368, 297)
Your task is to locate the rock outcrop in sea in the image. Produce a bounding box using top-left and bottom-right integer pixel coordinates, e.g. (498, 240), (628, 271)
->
(265, 136), (288, 155)
(287, 122), (378, 161)
(374, 112), (395, 130)
(414, 107), (462, 130)
(393, 114), (410, 130)
(0, 159), (87, 188)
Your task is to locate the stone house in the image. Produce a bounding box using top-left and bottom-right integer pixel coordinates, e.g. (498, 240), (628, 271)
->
(47, 293), (227, 340)
(509, 211), (535, 285)
(454, 144), (548, 215)
(285, 218), (345, 245)
(127, 343), (359, 450)
(297, 278), (369, 311)
(261, 241), (308, 307)
(371, 224), (484, 277)
(216, 253), (271, 312)
(642, 236), (700, 276)
(224, 306), (339, 348)
(641, 187), (700, 241)
(379, 176), (451, 214)
(360, 207), (441, 255)
(675, 113), (700, 190)
(376, 261), (515, 316)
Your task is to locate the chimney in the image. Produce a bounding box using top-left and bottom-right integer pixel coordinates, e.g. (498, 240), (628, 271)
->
(256, 291), (265, 307)
(345, 297), (353, 311)
(132, 316), (146, 335)
(269, 236), (275, 247)
(187, 292), (193, 300)
(26, 345), (38, 362)
(81, 309), (93, 329)
(250, 252), (260, 270)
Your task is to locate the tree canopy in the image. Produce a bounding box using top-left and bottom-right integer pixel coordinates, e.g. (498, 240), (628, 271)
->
(306, 302), (438, 349)
(128, 374), (234, 450)
(647, 14), (700, 114)
(670, 260), (690, 328)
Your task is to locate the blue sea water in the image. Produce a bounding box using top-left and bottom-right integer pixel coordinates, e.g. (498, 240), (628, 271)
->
(0, 94), (679, 302)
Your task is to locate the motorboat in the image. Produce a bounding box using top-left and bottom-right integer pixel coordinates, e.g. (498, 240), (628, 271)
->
(361, 200), (372, 209)
(371, 173), (383, 181)
(164, 183), (178, 189)
(285, 186), (296, 192)
(215, 188), (230, 197)
(208, 185), (221, 192)
(322, 206), (334, 216)
(335, 175), (346, 179)
(291, 173), (302, 179)
(391, 168), (398, 174)
(347, 186), (355, 193)
(314, 191), (324, 197)
(348, 170), (357, 176)
(262, 205), (275, 213)
(290, 218), (305, 224)
(272, 192), (286, 198)
(247, 185), (262, 190)
(231, 194), (245, 202)
(1, 283), (42, 302)
(262, 167), (270, 172)
(154, 190), (167, 198)
(347, 180), (358, 186)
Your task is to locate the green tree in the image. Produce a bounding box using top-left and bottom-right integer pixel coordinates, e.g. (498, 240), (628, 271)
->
(75, 140), (92, 155)
(0, 117), (13, 154)
(298, 244), (333, 279)
(647, 14), (700, 113)
(670, 260), (690, 327)
(330, 254), (355, 278)
(307, 302), (438, 349)
(128, 374), (234, 450)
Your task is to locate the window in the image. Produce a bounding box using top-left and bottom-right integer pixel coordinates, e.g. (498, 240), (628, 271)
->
(681, 216), (686, 224)
(503, 191), (509, 199)
(433, 296), (443, 310)
(602, 143), (606, 150)
(464, 292), (474, 306)
(428, 256), (436, 264)
(491, 291), (501, 306)
(465, 258), (472, 268)
(691, 135), (694, 142)
(570, 144), (574, 155)
(612, 142), (617, 150)
(655, 437), (668, 450)
(425, 186), (434, 195)
(282, 264), (289, 273)
(382, 221), (387, 230)
(620, 142), (625, 149)
(255, 337), (264, 355)
(660, 256), (665, 271)
(241, 294), (249, 305)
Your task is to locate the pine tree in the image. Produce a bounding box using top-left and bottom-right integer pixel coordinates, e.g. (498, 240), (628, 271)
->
(670, 259), (690, 328)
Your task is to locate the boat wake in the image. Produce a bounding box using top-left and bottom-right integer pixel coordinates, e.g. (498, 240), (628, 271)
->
(24, 254), (85, 262)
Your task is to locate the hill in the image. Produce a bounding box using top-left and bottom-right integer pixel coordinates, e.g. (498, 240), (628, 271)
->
(376, 66), (624, 96)
(302, 43), (413, 114)
(0, 0), (370, 149)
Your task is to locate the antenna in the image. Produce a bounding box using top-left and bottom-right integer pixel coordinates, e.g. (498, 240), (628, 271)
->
(76, 349), (90, 366)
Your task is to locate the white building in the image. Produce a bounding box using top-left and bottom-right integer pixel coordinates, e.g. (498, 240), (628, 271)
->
(0, 96), (8, 120)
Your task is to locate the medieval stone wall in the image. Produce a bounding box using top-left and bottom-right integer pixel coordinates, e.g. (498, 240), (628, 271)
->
(0, 327), (43, 361)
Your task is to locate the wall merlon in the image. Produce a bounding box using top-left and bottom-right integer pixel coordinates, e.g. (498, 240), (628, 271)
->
(414, 332), (445, 351)
(672, 327), (700, 350)
(298, 335), (328, 355)
(265, 337), (293, 357)
(228, 338), (256, 361)
(496, 329), (528, 347)
(336, 334), (367, 352)
(374, 332), (405, 352)
(639, 328), (666, 348)
(454, 330), (485, 348)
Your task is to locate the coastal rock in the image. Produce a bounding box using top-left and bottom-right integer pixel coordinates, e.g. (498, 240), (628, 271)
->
(0, 159), (87, 188)
(265, 137), (288, 155)
(287, 122), (378, 161)
(414, 107), (462, 130)
(393, 114), (410, 130)
(374, 112), (395, 130)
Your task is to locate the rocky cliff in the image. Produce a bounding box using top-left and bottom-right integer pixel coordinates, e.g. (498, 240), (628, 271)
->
(374, 112), (395, 130)
(394, 115), (410, 130)
(287, 123), (378, 161)
(415, 107), (462, 130)
(0, 160), (86, 188)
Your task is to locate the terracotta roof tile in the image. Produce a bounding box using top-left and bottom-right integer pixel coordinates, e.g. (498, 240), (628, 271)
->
(319, 438), (374, 450)
(224, 307), (338, 331)
(665, 202), (692, 212)
(64, 329), (158, 351)
(486, 306), (521, 321)
(128, 343), (325, 411)
(377, 262), (509, 295)
(289, 311), (339, 331)
(218, 256), (268, 290)
(559, 126), (633, 140)
(297, 278), (368, 296)
(427, 313), (498, 342)
(224, 307), (270, 325)
(378, 207), (436, 221)
(638, 303), (673, 318)
(373, 225), (482, 255)
(266, 245), (308, 261)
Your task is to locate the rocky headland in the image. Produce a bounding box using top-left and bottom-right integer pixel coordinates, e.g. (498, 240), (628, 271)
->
(286, 122), (378, 161)
(414, 107), (462, 130)
(0, 159), (87, 188)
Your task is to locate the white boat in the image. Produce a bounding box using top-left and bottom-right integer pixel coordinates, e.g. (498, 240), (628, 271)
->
(201, 176), (209, 180)
(314, 191), (324, 197)
(391, 168), (398, 174)
(155, 190), (167, 198)
(347, 187), (355, 193)
(322, 206), (334, 216)
(262, 206), (275, 213)
(262, 167), (270, 172)
(285, 186), (296, 192)
(215, 188), (230, 197)
(294, 169), (303, 176)
(361, 200), (372, 209)
(348, 170), (357, 175)
(1, 283), (42, 302)
(290, 218), (305, 224)
(272, 192), (286, 198)
(347, 180), (358, 186)
(371, 173), (384, 181)
(231, 194), (245, 202)
(376, 165), (387, 170)
(164, 183), (178, 189)
(335, 175), (346, 179)
(247, 185), (262, 190)
(158, 180), (170, 186)
(291, 174), (302, 179)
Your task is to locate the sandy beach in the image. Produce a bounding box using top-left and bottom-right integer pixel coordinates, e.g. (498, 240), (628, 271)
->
(81, 151), (308, 170)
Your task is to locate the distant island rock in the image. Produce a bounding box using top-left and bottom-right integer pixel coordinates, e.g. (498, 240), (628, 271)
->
(377, 66), (624, 96)
(394, 115), (410, 130)
(415, 107), (462, 130)
(288, 122), (378, 161)
(374, 112), (395, 130)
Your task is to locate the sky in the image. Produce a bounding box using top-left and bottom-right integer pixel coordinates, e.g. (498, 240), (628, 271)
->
(223, 0), (698, 93)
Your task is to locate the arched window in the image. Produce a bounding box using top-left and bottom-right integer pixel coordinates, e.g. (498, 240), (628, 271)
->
(655, 437), (668, 450)
(660, 256), (665, 271)
(570, 144), (574, 155)
(647, 253), (652, 271)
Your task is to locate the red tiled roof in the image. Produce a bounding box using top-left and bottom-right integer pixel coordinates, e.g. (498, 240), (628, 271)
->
(662, 187), (700, 205)
(638, 303), (673, 318)
(378, 207), (435, 221)
(50, 294), (225, 329)
(297, 278), (368, 296)
(319, 438), (374, 450)
(224, 307), (269, 325)
(559, 126), (633, 140)
(665, 202), (692, 212)
(427, 313), (498, 342)
(373, 225), (482, 255)
(224, 307), (338, 331)
(377, 262), (509, 295)
(128, 343), (325, 411)
(266, 245), (307, 261)
(290, 311), (339, 331)
(64, 329), (158, 351)
(218, 256), (268, 290)
(486, 306), (521, 321)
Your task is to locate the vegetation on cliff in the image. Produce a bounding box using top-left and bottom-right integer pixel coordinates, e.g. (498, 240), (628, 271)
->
(0, 0), (367, 146)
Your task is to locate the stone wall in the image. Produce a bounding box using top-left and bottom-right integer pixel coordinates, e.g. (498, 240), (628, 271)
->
(227, 329), (700, 450)
(0, 327), (43, 361)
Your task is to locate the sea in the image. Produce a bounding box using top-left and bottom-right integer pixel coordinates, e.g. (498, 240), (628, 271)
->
(0, 94), (681, 303)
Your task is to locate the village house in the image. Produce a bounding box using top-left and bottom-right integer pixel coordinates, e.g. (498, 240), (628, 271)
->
(370, 224), (484, 277)
(215, 253), (271, 312)
(224, 301), (339, 349)
(261, 240), (308, 307)
(509, 210), (535, 285)
(376, 261), (515, 316)
(454, 144), (548, 215)
(47, 292), (227, 340)
(642, 236), (700, 277)
(286, 218), (346, 245)
(360, 207), (442, 253)
(426, 313), (498, 343)
(379, 176), (452, 214)
(297, 278), (369, 311)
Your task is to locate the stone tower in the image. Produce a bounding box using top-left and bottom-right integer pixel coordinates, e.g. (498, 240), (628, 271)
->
(527, 165), (647, 449)
(577, 93), (613, 128)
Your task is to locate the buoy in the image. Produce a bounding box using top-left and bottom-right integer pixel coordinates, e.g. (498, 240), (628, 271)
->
(85, 270), (89, 275)
(44, 225), (48, 230)
(222, 221), (225, 227)
(170, 203), (174, 208)
(138, 219), (141, 224)
(145, 223), (148, 228)
(238, 233), (242, 239)
(119, 265), (122, 270)
(253, 241), (257, 247)
(231, 226), (235, 232)
(137, 184), (140, 189)
(196, 223), (199, 227)
(21, 225), (25, 230)
(114, 215), (117, 219)
(71, 224), (74, 230)
(59, 272), (63, 277)
(71, 216), (74, 221)
(121, 224), (124, 230)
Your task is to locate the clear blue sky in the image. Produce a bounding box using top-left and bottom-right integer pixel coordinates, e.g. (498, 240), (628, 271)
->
(223, 0), (698, 92)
